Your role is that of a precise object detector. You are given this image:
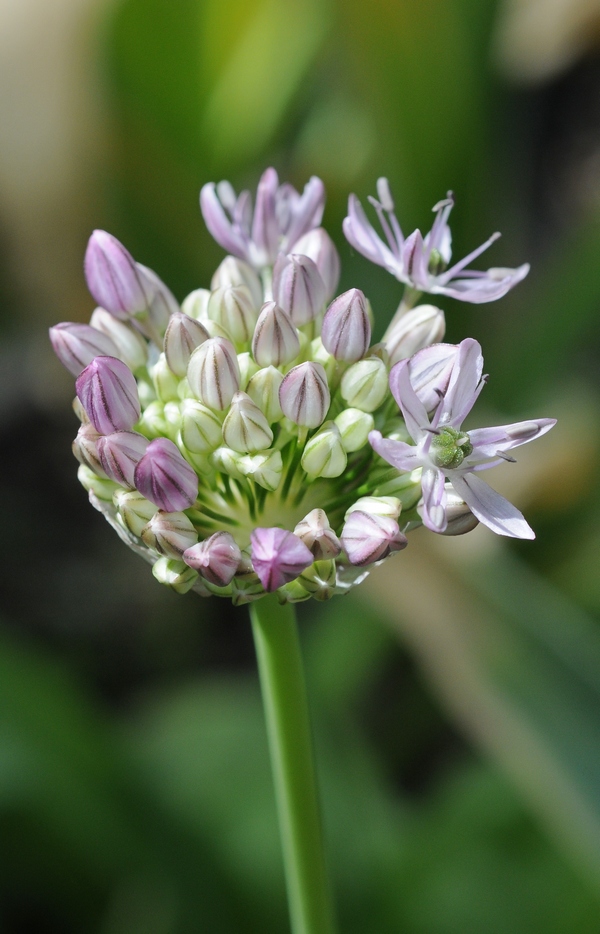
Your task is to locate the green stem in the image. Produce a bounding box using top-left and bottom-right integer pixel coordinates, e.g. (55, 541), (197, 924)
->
(250, 595), (337, 934)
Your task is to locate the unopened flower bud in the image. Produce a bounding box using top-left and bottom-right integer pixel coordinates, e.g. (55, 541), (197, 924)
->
(345, 496), (401, 521)
(294, 508), (341, 559)
(301, 422), (347, 478)
(279, 361), (330, 428)
(334, 408), (374, 452)
(137, 264), (179, 339)
(187, 337), (241, 411)
(134, 437), (198, 511)
(77, 464), (120, 501)
(150, 353), (181, 402)
(297, 559), (337, 600)
(72, 424), (106, 475)
(84, 230), (154, 318)
(420, 484), (479, 536)
(291, 228), (340, 302)
(384, 304), (446, 365)
(181, 288), (211, 320)
(341, 510), (407, 566)
(321, 288), (371, 362)
(114, 489), (157, 537)
(403, 343), (460, 411)
(138, 400), (170, 439)
(89, 308), (149, 371)
(222, 391), (273, 453)
(76, 356), (141, 433)
(141, 510), (198, 558)
(237, 352), (259, 390)
(210, 445), (245, 480)
(211, 256), (263, 308)
(250, 527), (313, 591)
(272, 253), (326, 326)
(152, 556), (199, 594)
(49, 322), (120, 376)
(163, 312), (209, 377)
(237, 450), (283, 491)
(246, 366), (284, 422)
(97, 430), (149, 488)
(208, 286), (258, 346)
(183, 531), (241, 586)
(340, 357), (388, 412)
(252, 302), (300, 367)
(179, 399), (222, 453)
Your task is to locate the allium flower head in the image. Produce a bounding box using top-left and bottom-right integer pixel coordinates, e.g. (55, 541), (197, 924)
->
(50, 169), (555, 605)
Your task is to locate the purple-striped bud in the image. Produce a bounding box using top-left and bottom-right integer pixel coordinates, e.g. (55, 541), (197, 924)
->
(279, 361), (330, 428)
(134, 437), (198, 511)
(89, 308), (149, 371)
(187, 337), (241, 410)
(136, 264), (179, 340)
(49, 322), (120, 376)
(97, 430), (149, 488)
(141, 510), (198, 558)
(272, 253), (326, 326)
(251, 302), (300, 367)
(164, 312), (209, 377)
(341, 510), (407, 566)
(207, 286), (258, 346)
(384, 304), (446, 366)
(84, 230), (154, 319)
(250, 527), (313, 592)
(114, 489), (157, 537)
(211, 256), (263, 309)
(291, 228), (340, 302)
(321, 288), (371, 362)
(222, 391), (273, 453)
(76, 356), (140, 434)
(293, 509), (341, 560)
(401, 343), (460, 412)
(183, 531), (241, 586)
(72, 423), (106, 475)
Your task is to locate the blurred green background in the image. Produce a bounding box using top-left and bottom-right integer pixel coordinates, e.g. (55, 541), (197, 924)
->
(2, 0), (600, 930)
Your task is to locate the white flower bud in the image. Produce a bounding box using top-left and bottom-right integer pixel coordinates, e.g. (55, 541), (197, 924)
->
(150, 352), (181, 402)
(72, 424), (107, 475)
(321, 289), (371, 362)
(152, 556), (199, 594)
(272, 253), (326, 326)
(237, 450), (283, 491)
(77, 464), (120, 501)
(301, 422), (347, 478)
(237, 351), (259, 390)
(211, 256), (263, 308)
(183, 530), (242, 587)
(141, 510), (198, 558)
(114, 489), (157, 537)
(137, 400), (171, 439)
(333, 408), (374, 453)
(181, 288), (211, 320)
(340, 357), (388, 412)
(179, 399), (223, 453)
(210, 446), (245, 479)
(208, 286), (258, 346)
(163, 312), (209, 377)
(291, 228), (340, 302)
(252, 301), (300, 367)
(279, 362), (330, 428)
(294, 508), (341, 559)
(384, 304), (446, 365)
(297, 559), (337, 600)
(187, 337), (241, 410)
(345, 496), (401, 521)
(90, 308), (149, 371)
(222, 391), (273, 453)
(246, 366), (284, 423)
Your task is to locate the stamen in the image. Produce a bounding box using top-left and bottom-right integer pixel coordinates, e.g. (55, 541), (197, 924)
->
(368, 196), (400, 256)
(438, 231), (501, 284)
(376, 177), (395, 212)
(496, 451), (516, 462)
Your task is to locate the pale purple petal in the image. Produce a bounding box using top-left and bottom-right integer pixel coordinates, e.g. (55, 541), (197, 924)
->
(251, 527), (313, 591)
(420, 467), (447, 532)
(368, 431), (422, 471)
(76, 356), (140, 434)
(388, 359), (429, 442)
(468, 418), (556, 460)
(184, 531), (241, 586)
(49, 322), (120, 376)
(401, 229), (428, 288)
(431, 263), (530, 303)
(134, 437), (198, 512)
(251, 167), (280, 264)
(284, 176), (326, 249)
(341, 510), (407, 566)
(451, 472), (535, 539)
(407, 343), (460, 411)
(200, 183), (249, 259)
(84, 230), (154, 318)
(343, 195), (398, 270)
(97, 430), (149, 488)
(439, 338), (484, 427)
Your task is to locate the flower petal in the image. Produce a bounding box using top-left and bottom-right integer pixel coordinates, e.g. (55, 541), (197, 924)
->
(343, 195), (398, 270)
(440, 338), (484, 427)
(200, 183), (249, 259)
(468, 418), (556, 460)
(420, 467), (447, 532)
(368, 431), (422, 471)
(389, 359), (429, 441)
(451, 472), (535, 539)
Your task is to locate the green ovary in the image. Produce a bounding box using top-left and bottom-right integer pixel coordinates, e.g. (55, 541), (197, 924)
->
(430, 426), (472, 469)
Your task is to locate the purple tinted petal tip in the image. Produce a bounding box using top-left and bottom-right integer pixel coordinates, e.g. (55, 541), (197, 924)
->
(250, 527), (313, 591)
(134, 438), (198, 512)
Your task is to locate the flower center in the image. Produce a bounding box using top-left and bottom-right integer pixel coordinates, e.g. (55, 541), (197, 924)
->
(430, 426), (472, 469)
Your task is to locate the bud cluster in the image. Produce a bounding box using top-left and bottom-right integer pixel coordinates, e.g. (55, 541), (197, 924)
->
(51, 168), (552, 603)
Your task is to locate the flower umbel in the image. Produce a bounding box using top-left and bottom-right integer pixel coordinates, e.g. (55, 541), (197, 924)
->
(50, 169), (555, 604)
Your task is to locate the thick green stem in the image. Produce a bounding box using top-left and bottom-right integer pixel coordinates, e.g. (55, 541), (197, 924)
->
(250, 595), (336, 934)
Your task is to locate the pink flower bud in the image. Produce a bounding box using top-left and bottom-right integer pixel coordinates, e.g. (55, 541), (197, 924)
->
(293, 509), (341, 559)
(272, 253), (326, 326)
(141, 510), (198, 558)
(250, 527), (313, 592)
(341, 510), (407, 566)
(163, 312), (209, 377)
(187, 336), (241, 410)
(49, 322), (120, 376)
(134, 437), (198, 511)
(251, 302), (300, 367)
(183, 531), (242, 586)
(72, 423), (107, 475)
(97, 430), (149, 488)
(291, 228), (341, 302)
(279, 362), (330, 428)
(76, 356), (141, 434)
(84, 230), (154, 318)
(321, 288), (371, 362)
